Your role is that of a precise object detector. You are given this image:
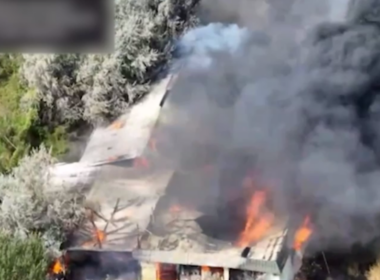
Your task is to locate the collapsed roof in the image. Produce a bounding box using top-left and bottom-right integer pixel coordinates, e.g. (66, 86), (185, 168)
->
(67, 158), (295, 274)
(64, 70), (306, 276)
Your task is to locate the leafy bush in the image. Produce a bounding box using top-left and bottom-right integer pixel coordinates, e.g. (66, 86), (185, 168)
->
(0, 54), (68, 173)
(0, 233), (49, 280)
(0, 147), (86, 254)
(21, 0), (200, 126)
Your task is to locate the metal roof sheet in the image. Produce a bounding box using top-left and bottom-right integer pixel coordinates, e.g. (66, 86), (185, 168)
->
(80, 75), (173, 165)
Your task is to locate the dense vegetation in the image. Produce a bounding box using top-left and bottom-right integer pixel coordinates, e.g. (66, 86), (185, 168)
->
(0, 233), (49, 280)
(0, 55), (67, 173)
(0, 147), (85, 252)
(0, 0), (199, 172)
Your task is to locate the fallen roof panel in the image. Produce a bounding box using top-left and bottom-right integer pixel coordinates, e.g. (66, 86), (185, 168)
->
(80, 75), (173, 165)
(69, 167), (174, 250)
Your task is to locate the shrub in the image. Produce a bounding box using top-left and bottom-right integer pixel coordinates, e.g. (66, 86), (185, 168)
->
(21, 0), (200, 126)
(20, 54), (84, 127)
(0, 54), (68, 173)
(0, 147), (86, 255)
(0, 233), (49, 280)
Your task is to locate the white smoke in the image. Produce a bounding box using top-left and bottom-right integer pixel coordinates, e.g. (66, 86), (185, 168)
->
(328, 0), (351, 22)
(178, 23), (249, 69)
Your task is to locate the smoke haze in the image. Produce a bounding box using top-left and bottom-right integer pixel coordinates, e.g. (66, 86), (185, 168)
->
(154, 0), (380, 252)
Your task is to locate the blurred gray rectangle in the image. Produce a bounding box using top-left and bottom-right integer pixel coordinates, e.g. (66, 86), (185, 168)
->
(0, 0), (113, 52)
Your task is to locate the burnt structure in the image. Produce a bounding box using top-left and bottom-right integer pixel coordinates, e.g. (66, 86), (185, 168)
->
(64, 157), (305, 280)
(62, 58), (305, 280)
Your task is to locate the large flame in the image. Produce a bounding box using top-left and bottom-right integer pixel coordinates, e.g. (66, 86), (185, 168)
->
(237, 173), (313, 250)
(237, 190), (274, 247)
(293, 216), (313, 251)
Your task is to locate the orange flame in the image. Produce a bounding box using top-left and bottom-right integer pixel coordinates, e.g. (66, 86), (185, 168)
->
(82, 228), (106, 248)
(201, 266), (224, 275)
(96, 229), (105, 242)
(237, 190), (274, 247)
(156, 263), (161, 280)
(51, 258), (65, 274)
(201, 266), (210, 272)
(293, 216), (312, 251)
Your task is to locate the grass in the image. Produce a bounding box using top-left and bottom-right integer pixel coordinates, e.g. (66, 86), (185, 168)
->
(0, 54), (68, 173)
(0, 233), (49, 280)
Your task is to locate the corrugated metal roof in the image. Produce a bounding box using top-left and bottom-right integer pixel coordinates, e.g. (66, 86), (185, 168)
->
(80, 75), (173, 165)
(69, 168), (174, 250)
(132, 220), (289, 274)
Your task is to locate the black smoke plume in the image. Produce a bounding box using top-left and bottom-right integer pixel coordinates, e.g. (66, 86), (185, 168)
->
(152, 0), (380, 252)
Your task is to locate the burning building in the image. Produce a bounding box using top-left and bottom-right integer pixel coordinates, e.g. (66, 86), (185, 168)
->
(48, 1), (380, 280)
(50, 70), (313, 280)
(61, 163), (312, 280)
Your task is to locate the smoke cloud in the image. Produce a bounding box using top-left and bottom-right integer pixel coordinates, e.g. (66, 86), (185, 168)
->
(154, 0), (380, 252)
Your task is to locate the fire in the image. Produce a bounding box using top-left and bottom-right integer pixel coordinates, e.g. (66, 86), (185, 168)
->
(156, 263), (162, 280)
(51, 258), (65, 275)
(201, 266), (224, 276)
(201, 266), (210, 272)
(237, 190), (274, 247)
(293, 216), (313, 251)
(96, 229), (105, 242)
(82, 228), (106, 248)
